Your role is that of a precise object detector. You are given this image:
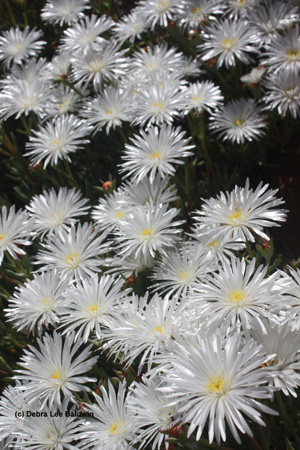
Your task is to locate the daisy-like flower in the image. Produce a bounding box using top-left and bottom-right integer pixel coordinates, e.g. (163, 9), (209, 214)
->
(15, 332), (97, 407)
(130, 44), (183, 77)
(41, 0), (90, 26)
(209, 98), (267, 144)
(193, 179), (287, 242)
(150, 245), (215, 298)
(113, 10), (150, 43)
(200, 18), (257, 68)
(120, 124), (194, 183)
(77, 381), (137, 450)
(27, 187), (90, 238)
(158, 330), (276, 444)
(122, 175), (179, 208)
(187, 224), (246, 261)
(25, 114), (92, 168)
(60, 274), (130, 342)
(19, 398), (83, 450)
(84, 87), (132, 134)
(251, 321), (300, 397)
(0, 26), (45, 68)
(183, 80), (223, 113)
(0, 206), (32, 265)
(36, 223), (109, 281)
(249, 1), (299, 45)
(263, 71), (300, 119)
(262, 26), (300, 75)
(224, 0), (258, 19)
(104, 293), (184, 370)
(136, 0), (186, 28)
(178, 0), (224, 30)
(60, 14), (113, 55)
(0, 77), (51, 120)
(5, 270), (68, 335)
(192, 257), (280, 333)
(44, 52), (72, 82)
(71, 42), (127, 91)
(128, 374), (180, 449)
(46, 85), (84, 116)
(115, 204), (184, 265)
(92, 188), (130, 232)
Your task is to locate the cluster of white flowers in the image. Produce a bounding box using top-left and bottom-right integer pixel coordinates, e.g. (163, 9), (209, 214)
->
(0, 0), (299, 449)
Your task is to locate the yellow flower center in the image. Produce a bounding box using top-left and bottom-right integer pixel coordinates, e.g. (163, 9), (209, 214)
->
(65, 252), (81, 267)
(87, 304), (98, 314)
(228, 288), (246, 305)
(222, 38), (235, 49)
(181, 271), (189, 279)
(51, 370), (62, 381)
(286, 49), (300, 60)
(235, 119), (244, 126)
(88, 59), (103, 72)
(0, 233), (8, 245)
(116, 211), (124, 218)
(207, 375), (225, 393)
(208, 239), (218, 247)
(141, 228), (152, 236)
(42, 297), (53, 309)
(229, 210), (242, 222)
(153, 102), (163, 110)
(110, 422), (121, 435)
(150, 151), (161, 160)
(192, 6), (200, 14)
(157, 0), (170, 12)
(20, 96), (37, 108)
(154, 325), (162, 333)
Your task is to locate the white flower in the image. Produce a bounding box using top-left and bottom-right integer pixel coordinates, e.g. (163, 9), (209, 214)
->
(209, 98), (267, 144)
(18, 398), (83, 450)
(129, 44), (183, 77)
(249, 1), (299, 45)
(115, 204), (183, 265)
(158, 331), (277, 444)
(25, 114), (92, 168)
(178, 0), (224, 30)
(5, 270), (68, 335)
(128, 374), (180, 449)
(41, 0), (90, 26)
(150, 245), (215, 297)
(36, 223), (109, 281)
(240, 66), (266, 86)
(280, 267), (300, 331)
(60, 14), (113, 54)
(113, 10), (150, 43)
(262, 25), (300, 75)
(0, 26), (45, 68)
(15, 332), (98, 407)
(84, 87), (132, 133)
(77, 381), (137, 450)
(192, 257), (281, 333)
(0, 77), (51, 120)
(251, 322), (300, 397)
(104, 293), (184, 370)
(136, 0), (186, 28)
(224, 0), (258, 19)
(27, 187), (90, 238)
(71, 42), (127, 91)
(0, 206), (32, 265)
(193, 179), (287, 242)
(60, 274), (130, 342)
(263, 71), (300, 119)
(91, 188), (130, 232)
(200, 18), (257, 68)
(120, 124), (194, 183)
(46, 85), (84, 116)
(183, 80), (223, 113)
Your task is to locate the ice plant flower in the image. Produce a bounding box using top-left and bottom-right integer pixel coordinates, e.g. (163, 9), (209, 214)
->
(35, 223), (109, 281)
(158, 331), (277, 444)
(0, 206), (32, 265)
(15, 332), (98, 407)
(120, 124), (194, 183)
(41, 0), (90, 25)
(193, 179), (287, 242)
(209, 98), (267, 144)
(115, 204), (184, 265)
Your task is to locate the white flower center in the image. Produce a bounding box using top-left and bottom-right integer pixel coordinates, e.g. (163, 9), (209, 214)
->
(286, 49), (300, 61)
(157, 0), (171, 13)
(88, 59), (104, 72)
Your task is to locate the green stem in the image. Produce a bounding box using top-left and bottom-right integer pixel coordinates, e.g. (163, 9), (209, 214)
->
(275, 391), (300, 445)
(117, 126), (128, 144)
(60, 79), (87, 98)
(20, 116), (32, 136)
(5, 0), (17, 26)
